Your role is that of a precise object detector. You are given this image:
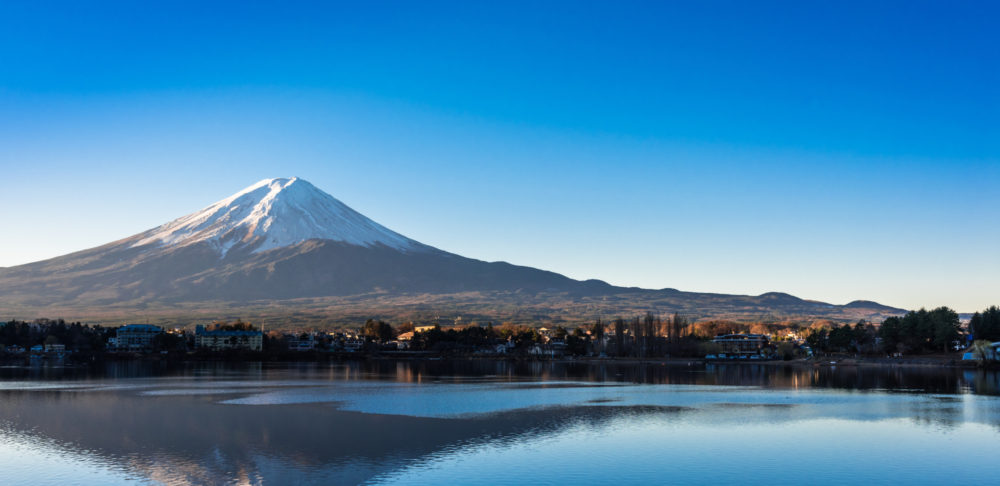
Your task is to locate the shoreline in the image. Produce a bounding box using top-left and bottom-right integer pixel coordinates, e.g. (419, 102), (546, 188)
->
(553, 355), (977, 369)
(3, 352), (988, 371)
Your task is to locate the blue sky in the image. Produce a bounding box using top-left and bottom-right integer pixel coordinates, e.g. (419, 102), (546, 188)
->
(1, 1), (997, 311)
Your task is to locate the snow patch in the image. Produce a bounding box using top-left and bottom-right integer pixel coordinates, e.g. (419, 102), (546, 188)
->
(133, 177), (419, 256)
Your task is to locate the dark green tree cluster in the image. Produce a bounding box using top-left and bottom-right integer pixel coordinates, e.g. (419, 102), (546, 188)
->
(409, 323), (535, 352)
(969, 306), (1000, 342)
(152, 331), (189, 352)
(879, 307), (960, 354)
(362, 319), (396, 342)
(207, 319), (256, 331)
(0, 319), (110, 352)
(565, 327), (591, 355)
(813, 321), (877, 353)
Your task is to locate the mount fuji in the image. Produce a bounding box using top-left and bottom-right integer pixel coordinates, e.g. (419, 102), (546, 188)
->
(0, 178), (610, 304)
(0, 178), (903, 323)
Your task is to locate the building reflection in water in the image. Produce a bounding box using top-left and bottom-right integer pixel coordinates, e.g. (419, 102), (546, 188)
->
(0, 361), (998, 485)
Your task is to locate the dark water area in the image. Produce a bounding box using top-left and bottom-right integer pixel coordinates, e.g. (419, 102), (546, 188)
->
(4, 358), (999, 395)
(1, 360), (999, 485)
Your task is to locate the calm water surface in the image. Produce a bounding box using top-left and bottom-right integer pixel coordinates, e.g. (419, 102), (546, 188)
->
(1, 360), (998, 485)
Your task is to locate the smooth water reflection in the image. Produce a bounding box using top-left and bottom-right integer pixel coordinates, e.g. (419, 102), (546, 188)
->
(0, 361), (998, 485)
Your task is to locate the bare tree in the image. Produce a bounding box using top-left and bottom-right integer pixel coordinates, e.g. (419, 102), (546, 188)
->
(613, 318), (626, 357)
(642, 312), (656, 357)
(592, 319), (604, 355)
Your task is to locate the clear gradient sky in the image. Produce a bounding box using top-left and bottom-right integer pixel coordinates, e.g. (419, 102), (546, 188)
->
(1, 1), (997, 311)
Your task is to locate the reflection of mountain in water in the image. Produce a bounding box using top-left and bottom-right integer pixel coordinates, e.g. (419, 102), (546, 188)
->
(0, 389), (684, 485)
(0, 362), (999, 485)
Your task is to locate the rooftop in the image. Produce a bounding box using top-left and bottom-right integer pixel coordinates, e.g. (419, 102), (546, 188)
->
(118, 324), (163, 332)
(195, 325), (262, 337)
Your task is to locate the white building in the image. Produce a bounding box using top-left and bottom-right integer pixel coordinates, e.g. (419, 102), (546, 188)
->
(195, 325), (263, 351)
(115, 324), (163, 352)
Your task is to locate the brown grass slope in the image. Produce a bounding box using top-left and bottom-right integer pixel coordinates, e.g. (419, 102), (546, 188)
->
(0, 236), (905, 327)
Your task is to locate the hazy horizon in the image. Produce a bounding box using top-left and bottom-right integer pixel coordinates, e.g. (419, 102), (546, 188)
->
(2, 2), (997, 312)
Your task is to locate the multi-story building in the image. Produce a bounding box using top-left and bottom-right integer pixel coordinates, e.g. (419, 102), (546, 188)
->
(195, 325), (263, 351)
(286, 333), (316, 351)
(44, 343), (66, 353)
(712, 333), (770, 356)
(115, 324), (164, 352)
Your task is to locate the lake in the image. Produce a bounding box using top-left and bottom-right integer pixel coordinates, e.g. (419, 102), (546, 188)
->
(1, 360), (998, 485)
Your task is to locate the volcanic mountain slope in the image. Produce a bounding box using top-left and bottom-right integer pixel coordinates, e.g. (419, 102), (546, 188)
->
(0, 178), (904, 322)
(0, 178), (611, 305)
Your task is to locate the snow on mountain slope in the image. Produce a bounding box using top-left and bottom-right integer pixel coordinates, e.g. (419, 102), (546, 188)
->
(133, 177), (422, 255)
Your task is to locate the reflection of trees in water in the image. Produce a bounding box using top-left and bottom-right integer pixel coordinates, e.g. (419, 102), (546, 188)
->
(962, 369), (1000, 395)
(904, 396), (963, 431)
(340, 360), (997, 398)
(4, 360), (997, 398)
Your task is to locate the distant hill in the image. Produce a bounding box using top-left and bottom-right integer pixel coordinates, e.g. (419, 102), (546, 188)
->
(0, 177), (906, 326)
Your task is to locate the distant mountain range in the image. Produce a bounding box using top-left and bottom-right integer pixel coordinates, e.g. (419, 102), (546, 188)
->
(0, 178), (905, 326)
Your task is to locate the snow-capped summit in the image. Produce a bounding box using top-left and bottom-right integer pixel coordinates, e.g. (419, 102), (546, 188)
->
(134, 177), (421, 256)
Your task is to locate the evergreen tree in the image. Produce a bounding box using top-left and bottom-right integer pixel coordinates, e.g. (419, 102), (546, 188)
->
(969, 306), (1000, 341)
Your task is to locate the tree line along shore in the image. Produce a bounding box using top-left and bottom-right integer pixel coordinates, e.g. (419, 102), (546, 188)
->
(1, 306), (998, 366)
